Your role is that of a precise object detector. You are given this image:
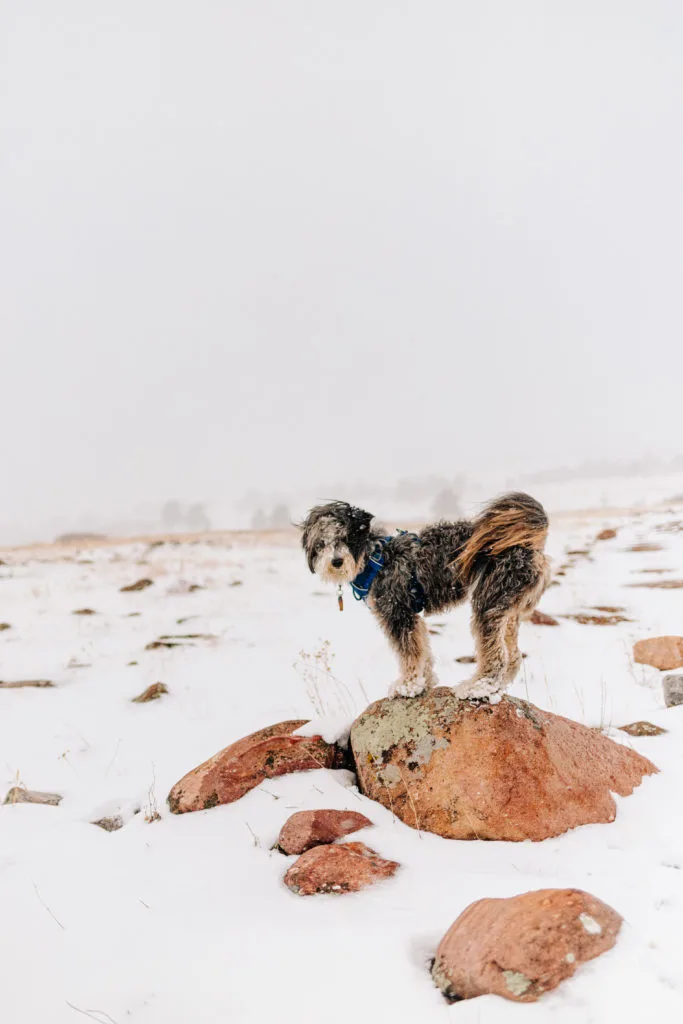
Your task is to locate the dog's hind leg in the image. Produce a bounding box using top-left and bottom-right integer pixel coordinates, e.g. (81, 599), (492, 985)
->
(375, 611), (435, 698)
(455, 607), (509, 701)
(503, 613), (523, 683)
(456, 548), (546, 702)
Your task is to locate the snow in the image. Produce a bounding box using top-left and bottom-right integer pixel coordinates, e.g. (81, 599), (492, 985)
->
(294, 715), (355, 746)
(1, 506), (683, 1022)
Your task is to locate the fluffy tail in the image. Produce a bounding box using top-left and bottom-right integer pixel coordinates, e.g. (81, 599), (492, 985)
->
(456, 492), (548, 583)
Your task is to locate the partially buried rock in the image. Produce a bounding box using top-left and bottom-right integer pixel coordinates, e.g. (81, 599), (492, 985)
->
(72, 608), (97, 615)
(0, 623), (11, 631)
(633, 636), (683, 671)
(168, 720), (345, 813)
(92, 815), (124, 832)
(120, 578), (154, 592)
(628, 579), (683, 589)
(561, 612), (631, 625)
(619, 721), (667, 737)
(278, 809), (372, 855)
(530, 609), (559, 626)
(0, 679), (54, 689)
(596, 528), (618, 541)
(350, 689), (657, 841)
(4, 787), (62, 806)
(284, 842), (398, 895)
(132, 682), (169, 703)
(457, 653), (524, 664)
(663, 674), (683, 709)
(432, 888), (622, 1003)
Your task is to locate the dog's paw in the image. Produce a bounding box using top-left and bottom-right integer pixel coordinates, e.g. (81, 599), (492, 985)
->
(454, 676), (505, 703)
(389, 676), (428, 699)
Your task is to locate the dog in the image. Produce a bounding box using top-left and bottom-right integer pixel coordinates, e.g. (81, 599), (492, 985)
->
(300, 492), (551, 701)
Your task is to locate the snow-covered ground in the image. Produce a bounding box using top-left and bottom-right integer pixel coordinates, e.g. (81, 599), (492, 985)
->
(1, 505), (683, 1023)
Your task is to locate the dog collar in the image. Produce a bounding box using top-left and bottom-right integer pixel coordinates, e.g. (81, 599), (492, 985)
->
(350, 533), (426, 613)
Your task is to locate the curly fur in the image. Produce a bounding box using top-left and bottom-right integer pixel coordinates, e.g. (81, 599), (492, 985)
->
(300, 493), (551, 701)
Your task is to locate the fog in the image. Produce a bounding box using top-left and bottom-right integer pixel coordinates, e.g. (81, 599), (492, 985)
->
(1, 2), (682, 541)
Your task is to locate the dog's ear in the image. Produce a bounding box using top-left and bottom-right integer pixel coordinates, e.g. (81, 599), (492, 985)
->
(304, 535), (317, 573)
(350, 506), (373, 534)
(299, 511), (317, 573)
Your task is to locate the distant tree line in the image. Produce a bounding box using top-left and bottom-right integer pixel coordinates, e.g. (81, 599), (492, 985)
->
(251, 504), (292, 530)
(161, 501), (211, 533)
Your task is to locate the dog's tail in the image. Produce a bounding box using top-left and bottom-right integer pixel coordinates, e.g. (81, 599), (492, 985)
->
(456, 492), (548, 583)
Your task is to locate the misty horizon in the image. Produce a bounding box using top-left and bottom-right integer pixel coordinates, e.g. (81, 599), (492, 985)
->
(2, 2), (682, 544)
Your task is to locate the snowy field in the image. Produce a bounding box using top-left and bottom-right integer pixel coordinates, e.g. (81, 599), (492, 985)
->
(2, 505), (683, 1023)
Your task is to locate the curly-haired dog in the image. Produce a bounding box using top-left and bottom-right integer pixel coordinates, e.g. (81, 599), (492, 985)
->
(300, 492), (551, 701)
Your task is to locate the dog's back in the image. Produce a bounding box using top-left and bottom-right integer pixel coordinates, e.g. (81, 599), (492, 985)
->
(415, 520), (473, 611)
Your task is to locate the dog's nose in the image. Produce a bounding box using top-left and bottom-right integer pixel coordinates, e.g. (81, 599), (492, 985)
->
(331, 557), (344, 568)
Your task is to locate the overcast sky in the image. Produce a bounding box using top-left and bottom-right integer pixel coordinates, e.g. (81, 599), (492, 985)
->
(1, 1), (682, 535)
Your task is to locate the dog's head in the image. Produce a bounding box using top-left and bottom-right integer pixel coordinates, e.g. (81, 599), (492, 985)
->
(300, 501), (374, 583)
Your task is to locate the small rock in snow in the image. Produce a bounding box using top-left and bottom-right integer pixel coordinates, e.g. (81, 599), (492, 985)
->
(663, 674), (683, 709)
(92, 815), (124, 832)
(530, 609), (560, 626)
(619, 721), (667, 737)
(120, 578), (154, 593)
(0, 679), (54, 689)
(284, 841), (398, 895)
(131, 682), (169, 703)
(634, 636), (683, 671)
(4, 787), (62, 806)
(278, 809), (373, 855)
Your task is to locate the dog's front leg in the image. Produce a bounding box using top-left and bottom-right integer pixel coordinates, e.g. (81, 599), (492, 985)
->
(374, 610), (436, 698)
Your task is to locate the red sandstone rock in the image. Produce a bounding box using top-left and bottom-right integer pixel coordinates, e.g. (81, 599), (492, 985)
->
(278, 809), (373, 855)
(618, 721), (667, 737)
(168, 720), (343, 813)
(530, 609), (560, 626)
(350, 689), (657, 842)
(120, 578), (154, 592)
(633, 636), (683, 671)
(284, 842), (398, 895)
(432, 888), (622, 1002)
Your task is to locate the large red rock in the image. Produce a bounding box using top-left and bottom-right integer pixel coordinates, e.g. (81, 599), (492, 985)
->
(278, 809), (372, 855)
(633, 636), (683, 671)
(432, 888), (622, 1002)
(168, 720), (344, 813)
(283, 841), (398, 895)
(350, 689), (657, 841)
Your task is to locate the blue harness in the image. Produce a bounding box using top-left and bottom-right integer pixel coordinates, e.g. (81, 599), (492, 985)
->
(350, 533), (426, 614)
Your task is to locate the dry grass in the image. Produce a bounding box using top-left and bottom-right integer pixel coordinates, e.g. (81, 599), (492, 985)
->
(293, 640), (356, 717)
